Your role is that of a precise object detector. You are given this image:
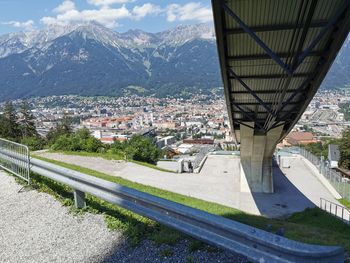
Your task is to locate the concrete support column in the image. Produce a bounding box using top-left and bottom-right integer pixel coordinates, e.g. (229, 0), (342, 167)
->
(240, 123), (283, 193)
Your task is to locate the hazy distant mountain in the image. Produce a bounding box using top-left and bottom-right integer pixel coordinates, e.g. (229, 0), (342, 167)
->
(321, 35), (350, 90)
(0, 22), (221, 101)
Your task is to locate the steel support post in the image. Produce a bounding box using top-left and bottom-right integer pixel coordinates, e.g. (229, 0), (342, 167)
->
(74, 189), (86, 209)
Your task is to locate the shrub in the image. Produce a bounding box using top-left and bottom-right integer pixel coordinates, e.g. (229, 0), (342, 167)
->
(51, 128), (104, 153)
(21, 136), (45, 151)
(124, 135), (161, 164)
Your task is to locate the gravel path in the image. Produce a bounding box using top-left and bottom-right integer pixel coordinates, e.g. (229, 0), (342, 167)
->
(0, 170), (246, 263)
(0, 170), (123, 263)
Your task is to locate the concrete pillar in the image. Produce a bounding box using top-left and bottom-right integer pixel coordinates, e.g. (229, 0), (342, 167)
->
(74, 189), (86, 209)
(178, 159), (184, 173)
(240, 123), (283, 193)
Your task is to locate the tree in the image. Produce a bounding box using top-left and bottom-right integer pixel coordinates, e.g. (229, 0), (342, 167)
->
(111, 139), (125, 152)
(0, 101), (20, 141)
(339, 128), (350, 169)
(124, 135), (161, 164)
(46, 114), (73, 145)
(60, 114), (73, 135)
(51, 127), (104, 153)
(19, 101), (37, 138)
(303, 142), (326, 157)
(21, 136), (45, 151)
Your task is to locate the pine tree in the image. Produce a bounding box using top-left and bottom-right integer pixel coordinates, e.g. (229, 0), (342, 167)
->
(46, 113), (73, 145)
(19, 101), (38, 138)
(339, 128), (350, 169)
(60, 113), (73, 135)
(0, 101), (20, 141)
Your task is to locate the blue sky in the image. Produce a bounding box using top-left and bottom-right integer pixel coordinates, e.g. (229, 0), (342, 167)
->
(0, 0), (213, 35)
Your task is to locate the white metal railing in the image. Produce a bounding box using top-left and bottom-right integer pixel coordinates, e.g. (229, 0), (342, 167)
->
(299, 147), (350, 202)
(320, 198), (350, 224)
(0, 138), (30, 183)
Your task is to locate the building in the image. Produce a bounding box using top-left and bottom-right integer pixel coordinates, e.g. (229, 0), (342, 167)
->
(156, 136), (176, 148)
(153, 121), (176, 129)
(328, 144), (340, 168)
(183, 138), (214, 145)
(285, 132), (316, 146)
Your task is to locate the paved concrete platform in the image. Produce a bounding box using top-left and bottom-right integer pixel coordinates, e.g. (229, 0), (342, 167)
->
(37, 152), (342, 218)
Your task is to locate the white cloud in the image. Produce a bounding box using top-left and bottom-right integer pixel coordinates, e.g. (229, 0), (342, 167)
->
(39, 1), (213, 30)
(41, 2), (131, 28)
(132, 3), (162, 20)
(54, 0), (76, 14)
(166, 2), (213, 23)
(2, 20), (35, 31)
(87, 0), (133, 7)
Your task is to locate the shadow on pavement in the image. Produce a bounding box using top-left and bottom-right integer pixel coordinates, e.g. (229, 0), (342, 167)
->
(250, 160), (315, 218)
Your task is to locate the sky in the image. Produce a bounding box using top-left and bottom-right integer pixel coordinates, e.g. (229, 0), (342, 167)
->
(0, 0), (214, 35)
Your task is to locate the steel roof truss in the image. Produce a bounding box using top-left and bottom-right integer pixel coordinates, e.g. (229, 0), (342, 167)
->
(229, 68), (276, 117)
(267, 121), (286, 131)
(278, 97), (309, 124)
(225, 20), (328, 35)
(278, 56), (327, 114)
(222, 1), (293, 75)
(234, 120), (255, 130)
(231, 101), (265, 131)
(230, 73), (310, 80)
(295, 0), (350, 69)
(228, 51), (322, 61)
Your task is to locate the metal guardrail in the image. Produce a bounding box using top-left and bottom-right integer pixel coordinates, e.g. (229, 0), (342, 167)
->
(0, 148), (345, 263)
(320, 198), (350, 224)
(0, 138), (30, 183)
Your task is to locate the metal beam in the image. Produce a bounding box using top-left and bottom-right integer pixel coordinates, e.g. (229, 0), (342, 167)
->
(267, 121), (286, 131)
(234, 118), (272, 122)
(222, 2), (293, 75)
(229, 73), (310, 79)
(295, 0), (350, 69)
(231, 89), (299, 94)
(228, 68), (276, 116)
(228, 51), (322, 61)
(234, 120), (255, 130)
(231, 101), (303, 106)
(226, 20), (328, 34)
(231, 101), (265, 130)
(233, 110), (268, 114)
(278, 97), (309, 124)
(279, 69), (319, 111)
(232, 110), (299, 114)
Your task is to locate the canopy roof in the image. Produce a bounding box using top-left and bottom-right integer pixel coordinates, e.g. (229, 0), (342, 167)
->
(212, 0), (350, 142)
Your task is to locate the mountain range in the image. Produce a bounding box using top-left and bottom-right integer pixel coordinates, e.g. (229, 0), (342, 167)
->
(0, 22), (221, 101)
(0, 22), (348, 101)
(321, 35), (350, 90)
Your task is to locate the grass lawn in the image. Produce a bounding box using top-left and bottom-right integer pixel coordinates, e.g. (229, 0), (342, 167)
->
(37, 150), (176, 173)
(23, 155), (350, 252)
(339, 198), (350, 210)
(43, 150), (125, 160)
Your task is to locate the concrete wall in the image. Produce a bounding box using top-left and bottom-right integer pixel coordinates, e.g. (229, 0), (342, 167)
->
(157, 160), (182, 173)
